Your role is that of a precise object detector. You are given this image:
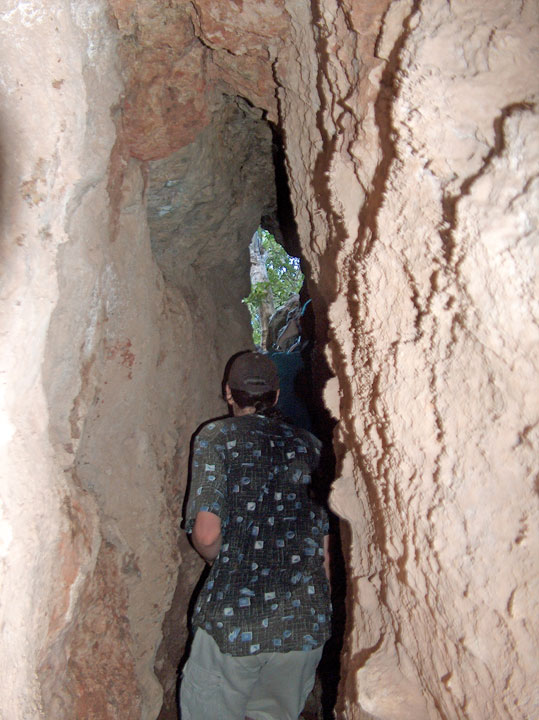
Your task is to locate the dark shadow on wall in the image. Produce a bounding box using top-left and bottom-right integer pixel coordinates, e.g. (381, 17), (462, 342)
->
(264, 126), (347, 717)
(261, 125), (300, 259)
(303, 337), (346, 720)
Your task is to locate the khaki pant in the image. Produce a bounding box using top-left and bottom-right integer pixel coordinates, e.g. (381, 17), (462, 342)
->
(180, 628), (323, 720)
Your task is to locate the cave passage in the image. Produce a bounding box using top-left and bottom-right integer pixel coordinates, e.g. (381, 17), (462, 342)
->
(144, 100), (346, 720)
(3, 2), (537, 719)
(244, 226), (305, 350)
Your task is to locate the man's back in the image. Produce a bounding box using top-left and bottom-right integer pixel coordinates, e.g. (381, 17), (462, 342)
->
(185, 414), (331, 656)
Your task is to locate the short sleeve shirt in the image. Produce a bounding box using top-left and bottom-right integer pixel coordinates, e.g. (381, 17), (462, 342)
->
(184, 414), (332, 656)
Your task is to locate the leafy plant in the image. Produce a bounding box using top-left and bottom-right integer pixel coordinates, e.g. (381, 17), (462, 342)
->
(243, 228), (304, 346)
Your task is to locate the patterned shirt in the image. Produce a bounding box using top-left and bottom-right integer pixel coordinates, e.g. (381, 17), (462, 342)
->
(185, 414), (332, 656)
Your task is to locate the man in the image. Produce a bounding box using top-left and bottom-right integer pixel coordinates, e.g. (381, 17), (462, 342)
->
(181, 351), (331, 720)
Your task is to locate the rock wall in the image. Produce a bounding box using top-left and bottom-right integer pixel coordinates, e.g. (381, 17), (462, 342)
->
(0, 2), (265, 719)
(277, 1), (539, 718)
(1, 2), (125, 716)
(1, 1), (538, 719)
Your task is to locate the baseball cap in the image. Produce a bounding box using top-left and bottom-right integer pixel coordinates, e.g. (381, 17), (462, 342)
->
(227, 352), (280, 394)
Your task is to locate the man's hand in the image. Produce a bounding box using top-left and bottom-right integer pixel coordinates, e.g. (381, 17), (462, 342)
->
(192, 511), (222, 563)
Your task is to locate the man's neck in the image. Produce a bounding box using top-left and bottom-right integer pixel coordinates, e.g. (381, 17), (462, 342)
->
(231, 403), (256, 417)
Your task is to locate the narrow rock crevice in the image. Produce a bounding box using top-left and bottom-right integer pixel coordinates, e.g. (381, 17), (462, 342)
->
(1, 2), (537, 720)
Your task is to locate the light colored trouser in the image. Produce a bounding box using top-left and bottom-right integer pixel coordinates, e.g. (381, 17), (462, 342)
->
(180, 628), (323, 720)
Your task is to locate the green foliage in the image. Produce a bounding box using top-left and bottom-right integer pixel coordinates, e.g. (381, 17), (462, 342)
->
(244, 305), (263, 346)
(243, 229), (304, 346)
(245, 280), (272, 306)
(261, 231), (304, 306)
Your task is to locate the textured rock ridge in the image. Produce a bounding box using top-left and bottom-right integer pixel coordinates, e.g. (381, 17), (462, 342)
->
(276, 1), (539, 718)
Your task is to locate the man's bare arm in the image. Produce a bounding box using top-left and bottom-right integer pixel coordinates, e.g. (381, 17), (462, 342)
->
(192, 511), (222, 563)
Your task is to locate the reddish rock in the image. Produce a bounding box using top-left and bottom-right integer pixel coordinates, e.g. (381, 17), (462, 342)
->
(40, 542), (142, 719)
(189, 0), (288, 55)
(112, 4), (210, 160)
(109, 0), (286, 160)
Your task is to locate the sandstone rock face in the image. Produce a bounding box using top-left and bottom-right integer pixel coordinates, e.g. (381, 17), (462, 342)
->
(1, 1), (538, 719)
(277, 0), (539, 718)
(1, 2), (124, 716)
(1, 2), (260, 719)
(109, 0), (287, 160)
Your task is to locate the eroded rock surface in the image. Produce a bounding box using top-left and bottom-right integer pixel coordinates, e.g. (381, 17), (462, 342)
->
(1, 1), (537, 719)
(277, 1), (539, 718)
(1, 2), (265, 718)
(109, 0), (286, 159)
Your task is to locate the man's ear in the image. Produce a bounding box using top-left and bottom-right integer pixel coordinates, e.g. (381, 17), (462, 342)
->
(225, 383), (233, 404)
(273, 389), (280, 406)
